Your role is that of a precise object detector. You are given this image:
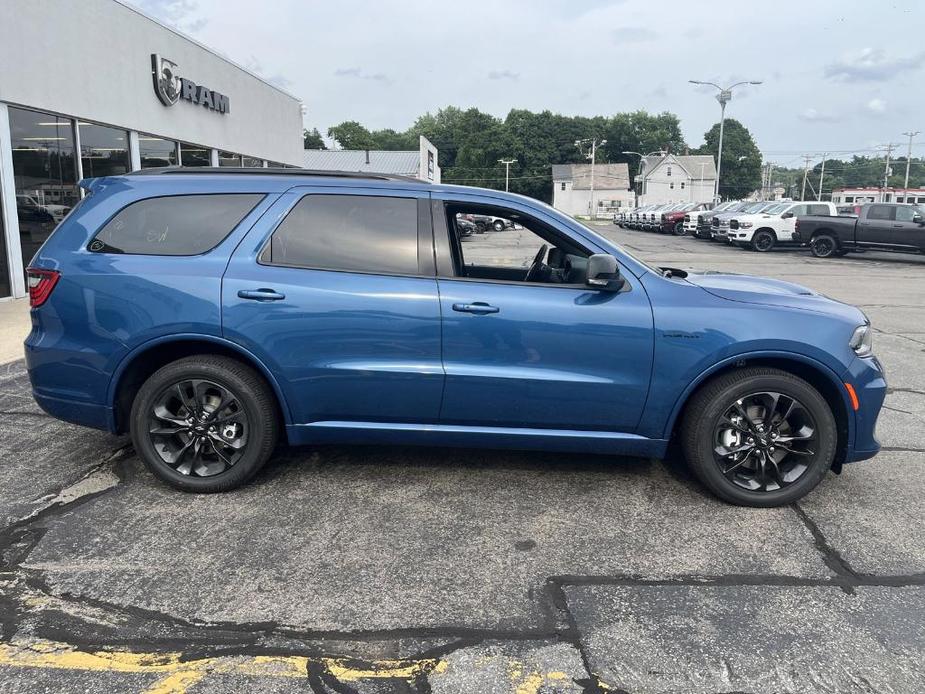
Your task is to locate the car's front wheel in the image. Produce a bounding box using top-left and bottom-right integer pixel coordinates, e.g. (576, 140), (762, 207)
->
(130, 355), (278, 492)
(493, 220), (505, 231)
(681, 367), (837, 506)
(751, 230), (776, 252)
(673, 221), (686, 236)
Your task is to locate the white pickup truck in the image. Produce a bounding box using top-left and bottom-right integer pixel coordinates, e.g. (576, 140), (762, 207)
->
(728, 201), (837, 252)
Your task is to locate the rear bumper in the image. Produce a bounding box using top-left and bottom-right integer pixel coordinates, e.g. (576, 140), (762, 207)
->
(32, 391), (115, 432)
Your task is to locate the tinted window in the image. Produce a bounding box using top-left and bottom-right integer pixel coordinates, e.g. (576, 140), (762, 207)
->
(807, 204), (831, 215)
(895, 206), (918, 222)
(261, 194), (419, 275)
(867, 205), (895, 221)
(89, 194), (263, 255)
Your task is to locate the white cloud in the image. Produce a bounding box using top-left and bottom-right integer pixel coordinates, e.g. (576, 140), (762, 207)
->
(866, 98), (887, 113)
(825, 47), (925, 82)
(798, 108), (842, 123)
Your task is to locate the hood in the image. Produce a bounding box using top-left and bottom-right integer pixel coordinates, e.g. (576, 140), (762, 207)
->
(680, 270), (866, 322)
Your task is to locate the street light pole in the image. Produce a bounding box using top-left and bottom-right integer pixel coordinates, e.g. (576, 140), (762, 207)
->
(497, 158), (516, 192)
(689, 79), (762, 203)
(901, 131), (920, 200)
(576, 138), (607, 217)
(622, 149), (666, 205)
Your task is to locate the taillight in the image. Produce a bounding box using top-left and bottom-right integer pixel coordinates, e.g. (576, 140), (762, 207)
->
(26, 268), (60, 308)
(795, 219), (800, 230)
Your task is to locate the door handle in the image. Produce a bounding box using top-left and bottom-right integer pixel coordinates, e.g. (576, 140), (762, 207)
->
(452, 302), (499, 315)
(892, 224), (905, 228)
(237, 288), (286, 301)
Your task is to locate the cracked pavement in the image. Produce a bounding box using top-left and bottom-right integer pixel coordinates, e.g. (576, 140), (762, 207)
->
(1, 227), (923, 692)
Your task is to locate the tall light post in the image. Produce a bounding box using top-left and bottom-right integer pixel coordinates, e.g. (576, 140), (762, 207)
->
(498, 158), (516, 192)
(901, 130), (920, 201)
(576, 138), (606, 217)
(689, 79), (762, 202)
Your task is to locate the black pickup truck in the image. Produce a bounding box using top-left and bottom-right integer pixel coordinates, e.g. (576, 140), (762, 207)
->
(794, 202), (925, 258)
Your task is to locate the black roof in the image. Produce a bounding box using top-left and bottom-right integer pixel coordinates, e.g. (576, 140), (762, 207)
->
(124, 166), (426, 183)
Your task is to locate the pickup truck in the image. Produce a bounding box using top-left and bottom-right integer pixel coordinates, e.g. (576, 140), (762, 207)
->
(793, 202), (925, 258)
(728, 201), (836, 252)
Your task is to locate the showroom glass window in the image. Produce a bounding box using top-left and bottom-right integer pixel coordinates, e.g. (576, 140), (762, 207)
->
(218, 151), (242, 167)
(180, 143), (211, 167)
(8, 106), (79, 276)
(78, 122), (129, 178)
(0, 192), (9, 297)
(139, 135), (178, 168)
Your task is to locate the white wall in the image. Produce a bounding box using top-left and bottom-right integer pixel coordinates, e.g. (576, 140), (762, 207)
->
(0, 0), (304, 165)
(419, 136), (441, 183)
(641, 160), (714, 205)
(552, 181), (633, 216)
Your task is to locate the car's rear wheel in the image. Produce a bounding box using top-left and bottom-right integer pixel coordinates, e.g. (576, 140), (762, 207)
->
(810, 233), (839, 258)
(681, 367), (836, 506)
(130, 355), (278, 492)
(751, 230), (775, 252)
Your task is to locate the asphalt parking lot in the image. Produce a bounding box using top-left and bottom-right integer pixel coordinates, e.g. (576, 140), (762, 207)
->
(1, 226), (923, 693)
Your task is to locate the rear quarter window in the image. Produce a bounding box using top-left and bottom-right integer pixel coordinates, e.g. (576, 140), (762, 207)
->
(88, 194), (264, 255)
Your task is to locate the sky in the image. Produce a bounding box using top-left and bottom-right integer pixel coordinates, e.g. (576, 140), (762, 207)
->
(131, 0), (925, 167)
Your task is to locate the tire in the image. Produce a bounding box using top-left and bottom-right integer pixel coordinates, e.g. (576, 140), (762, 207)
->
(681, 367), (837, 507)
(672, 221), (686, 236)
(751, 229), (776, 252)
(493, 220), (505, 231)
(130, 355), (279, 492)
(810, 233), (839, 258)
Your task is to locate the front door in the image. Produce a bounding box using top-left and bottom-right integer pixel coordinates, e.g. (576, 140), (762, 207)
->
(223, 187), (444, 427)
(433, 196), (653, 432)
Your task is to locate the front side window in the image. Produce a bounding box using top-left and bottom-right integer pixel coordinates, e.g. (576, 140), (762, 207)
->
(261, 194), (419, 275)
(447, 205), (591, 285)
(867, 205), (894, 221)
(89, 194), (263, 255)
(895, 205), (921, 222)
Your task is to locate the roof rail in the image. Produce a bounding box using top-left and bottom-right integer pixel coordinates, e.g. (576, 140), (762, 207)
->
(122, 166), (427, 183)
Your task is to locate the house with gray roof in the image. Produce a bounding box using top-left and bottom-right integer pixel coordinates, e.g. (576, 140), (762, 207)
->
(637, 153), (716, 205)
(303, 136), (440, 182)
(551, 163), (632, 217)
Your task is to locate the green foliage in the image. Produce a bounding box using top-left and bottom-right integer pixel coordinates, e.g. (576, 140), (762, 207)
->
(773, 155), (925, 200)
(303, 128), (326, 150)
(695, 119), (761, 199)
(321, 107), (696, 202)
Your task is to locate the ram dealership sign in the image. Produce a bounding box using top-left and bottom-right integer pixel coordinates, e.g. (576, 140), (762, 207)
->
(151, 54), (230, 114)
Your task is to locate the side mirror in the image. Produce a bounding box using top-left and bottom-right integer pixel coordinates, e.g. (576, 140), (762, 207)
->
(781, 211), (794, 219)
(586, 254), (625, 292)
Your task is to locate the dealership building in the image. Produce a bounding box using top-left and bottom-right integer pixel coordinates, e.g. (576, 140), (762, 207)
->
(0, 0), (304, 299)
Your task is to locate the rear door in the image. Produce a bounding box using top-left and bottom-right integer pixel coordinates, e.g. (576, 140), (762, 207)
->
(858, 204), (898, 247)
(222, 186), (444, 427)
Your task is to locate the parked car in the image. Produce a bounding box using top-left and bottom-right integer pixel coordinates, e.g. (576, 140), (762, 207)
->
(692, 201), (744, 239)
(462, 213), (491, 232)
(456, 216), (478, 239)
(711, 201), (777, 242)
(16, 192), (70, 223)
(660, 203), (705, 236)
(794, 202), (925, 258)
(25, 167), (885, 506)
(642, 204), (677, 232)
(728, 201), (837, 252)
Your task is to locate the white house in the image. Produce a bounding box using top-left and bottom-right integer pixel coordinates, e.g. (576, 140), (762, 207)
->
(303, 136), (440, 183)
(551, 163), (632, 217)
(636, 154), (716, 205)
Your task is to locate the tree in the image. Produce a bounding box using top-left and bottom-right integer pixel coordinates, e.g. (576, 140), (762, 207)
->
(327, 121), (379, 150)
(696, 119), (761, 199)
(303, 128), (326, 150)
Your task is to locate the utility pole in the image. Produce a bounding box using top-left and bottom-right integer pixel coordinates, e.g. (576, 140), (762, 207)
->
(881, 143), (896, 201)
(901, 131), (920, 201)
(497, 158), (516, 192)
(576, 138), (607, 217)
(817, 153), (827, 201)
(801, 154), (812, 200)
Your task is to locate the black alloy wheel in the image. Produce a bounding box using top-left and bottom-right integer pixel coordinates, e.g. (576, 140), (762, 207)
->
(131, 355), (278, 492)
(673, 221), (686, 236)
(810, 233), (838, 258)
(752, 230), (775, 252)
(681, 367), (836, 506)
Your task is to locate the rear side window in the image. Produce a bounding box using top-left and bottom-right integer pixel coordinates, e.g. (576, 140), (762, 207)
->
(89, 194), (264, 255)
(807, 204), (832, 215)
(260, 194), (419, 275)
(866, 205), (895, 221)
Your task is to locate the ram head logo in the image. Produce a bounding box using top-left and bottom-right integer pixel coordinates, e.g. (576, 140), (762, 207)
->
(152, 54), (181, 106)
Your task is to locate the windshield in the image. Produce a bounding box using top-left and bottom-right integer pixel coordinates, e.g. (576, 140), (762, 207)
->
(764, 203), (790, 214)
(741, 202), (768, 213)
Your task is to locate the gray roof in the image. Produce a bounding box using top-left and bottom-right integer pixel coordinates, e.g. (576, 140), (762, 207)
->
(551, 163), (630, 190)
(641, 154), (716, 179)
(302, 149), (420, 175)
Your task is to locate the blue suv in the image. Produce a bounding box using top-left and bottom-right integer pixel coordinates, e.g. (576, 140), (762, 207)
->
(25, 169), (885, 506)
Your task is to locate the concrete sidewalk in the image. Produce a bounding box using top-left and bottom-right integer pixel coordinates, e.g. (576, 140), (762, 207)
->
(0, 298), (30, 364)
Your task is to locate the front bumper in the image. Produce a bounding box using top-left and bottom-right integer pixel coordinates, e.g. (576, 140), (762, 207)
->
(844, 355), (886, 463)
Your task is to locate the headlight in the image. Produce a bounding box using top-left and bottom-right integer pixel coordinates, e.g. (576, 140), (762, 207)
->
(849, 324), (873, 357)
(739, 222), (753, 228)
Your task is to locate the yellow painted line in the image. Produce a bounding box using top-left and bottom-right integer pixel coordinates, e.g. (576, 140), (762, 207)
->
(325, 655), (447, 681)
